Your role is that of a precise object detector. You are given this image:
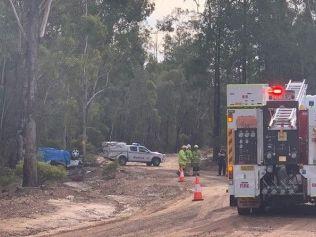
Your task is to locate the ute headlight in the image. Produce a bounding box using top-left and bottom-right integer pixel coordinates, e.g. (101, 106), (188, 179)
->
(291, 152), (297, 159)
(266, 152), (273, 159)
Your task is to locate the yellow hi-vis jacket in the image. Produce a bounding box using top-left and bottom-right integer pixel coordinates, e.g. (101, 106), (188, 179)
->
(185, 149), (193, 164)
(178, 149), (187, 166)
(192, 150), (201, 164)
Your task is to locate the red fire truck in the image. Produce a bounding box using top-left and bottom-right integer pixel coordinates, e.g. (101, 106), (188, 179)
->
(227, 80), (316, 215)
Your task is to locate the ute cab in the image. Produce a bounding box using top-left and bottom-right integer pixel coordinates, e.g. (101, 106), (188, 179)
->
(102, 141), (166, 166)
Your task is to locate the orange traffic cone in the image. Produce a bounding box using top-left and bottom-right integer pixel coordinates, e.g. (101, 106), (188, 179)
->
(192, 176), (203, 201)
(178, 168), (185, 182)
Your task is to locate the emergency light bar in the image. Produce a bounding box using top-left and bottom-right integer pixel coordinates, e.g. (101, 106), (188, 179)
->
(269, 85), (284, 96)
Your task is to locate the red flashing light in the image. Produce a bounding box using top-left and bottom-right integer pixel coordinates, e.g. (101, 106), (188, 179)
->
(269, 85), (284, 96)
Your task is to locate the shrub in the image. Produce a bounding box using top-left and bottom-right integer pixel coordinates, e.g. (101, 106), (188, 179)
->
(85, 153), (97, 166)
(16, 161), (67, 184)
(102, 161), (119, 180)
(0, 167), (17, 187)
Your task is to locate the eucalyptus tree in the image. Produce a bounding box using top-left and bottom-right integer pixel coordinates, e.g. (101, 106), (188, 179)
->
(7, 0), (54, 186)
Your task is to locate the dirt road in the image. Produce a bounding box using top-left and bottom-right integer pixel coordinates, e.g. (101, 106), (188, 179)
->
(50, 157), (316, 237)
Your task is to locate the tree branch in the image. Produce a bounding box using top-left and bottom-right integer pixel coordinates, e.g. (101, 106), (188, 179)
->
(86, 88), (106, 109)
(92, 67), (111, 94)
(1, 57), (6, 86)
(92, 69), (101, 96)
(105, 70), (110, 87)
(8, 0), (26, 38)
(40, 0), (54, 38)
(193, 0), (200, 13)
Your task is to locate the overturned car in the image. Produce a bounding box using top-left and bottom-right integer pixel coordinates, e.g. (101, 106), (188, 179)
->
(38, 147), (82, 169)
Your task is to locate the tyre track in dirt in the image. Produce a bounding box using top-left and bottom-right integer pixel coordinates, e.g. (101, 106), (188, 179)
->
(52, 157), (316, 237)
(54, 169), (233, 237)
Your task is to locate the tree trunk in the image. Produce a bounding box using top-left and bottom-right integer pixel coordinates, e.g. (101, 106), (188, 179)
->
(22, 0), (39, 187)
(213, 4), (222, 161)
(82, 1), (88, 160)
(82, 101), (87, 159)
(63, 85), (69, 149)
(165, 118), (169, 151)
(241, 0), (247, 84)
(14, 51), (24, 166)
(0, 57), (6, 138)
(82, 36), (88, 159)
(175, 126), (181, 152)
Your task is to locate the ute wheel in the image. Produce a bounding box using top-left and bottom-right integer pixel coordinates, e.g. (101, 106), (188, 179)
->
(152, 157), (161, 167)
(50, 160), (65, 167)
(146, 162), (152, 166)
(237, 206), (251, 215)
(118, 156), (127, 166)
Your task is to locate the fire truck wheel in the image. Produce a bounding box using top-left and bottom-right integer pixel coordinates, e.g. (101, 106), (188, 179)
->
(253, 203), (266, 214)
(229, 195), (237, 207)
(237, 206), (251, 215)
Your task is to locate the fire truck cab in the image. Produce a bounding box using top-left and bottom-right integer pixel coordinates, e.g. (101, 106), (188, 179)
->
(227, 80), (316, 215)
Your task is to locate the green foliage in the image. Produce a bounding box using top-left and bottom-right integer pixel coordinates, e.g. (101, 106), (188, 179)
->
(16, 162), (67, 184)
(85, 153), (97, 166)
(102, 161), (119, 180)
(1, 0), (316, 170)
(81, 15), (107, 45)
(0, 168), (17, 187)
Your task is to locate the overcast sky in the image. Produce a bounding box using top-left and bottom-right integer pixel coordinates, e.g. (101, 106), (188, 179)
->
(146, 0), (205, 60)
(147, 0), (205, 27)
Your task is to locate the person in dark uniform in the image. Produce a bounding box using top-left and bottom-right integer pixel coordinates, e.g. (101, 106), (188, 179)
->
(217, 147), (226, 176)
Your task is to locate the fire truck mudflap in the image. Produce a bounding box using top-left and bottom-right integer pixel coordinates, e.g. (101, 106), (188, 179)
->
(234, 165), (263, 208)
(301, 166), (316, 197)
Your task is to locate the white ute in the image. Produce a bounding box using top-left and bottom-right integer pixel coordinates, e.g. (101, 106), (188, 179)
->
(102, 142), (166, 166)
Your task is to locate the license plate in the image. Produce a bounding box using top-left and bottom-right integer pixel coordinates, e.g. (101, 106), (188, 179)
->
(239, 197), (255, 201)
(238, 197), (260, 208)
(240, 165), (254, 171)
(279, 156), (287, 162)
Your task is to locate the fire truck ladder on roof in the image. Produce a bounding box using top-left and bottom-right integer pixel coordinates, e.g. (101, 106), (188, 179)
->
(269, 108), (296, 129)
(269, 80), (307, 130)
(285, 80), (307, 105)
